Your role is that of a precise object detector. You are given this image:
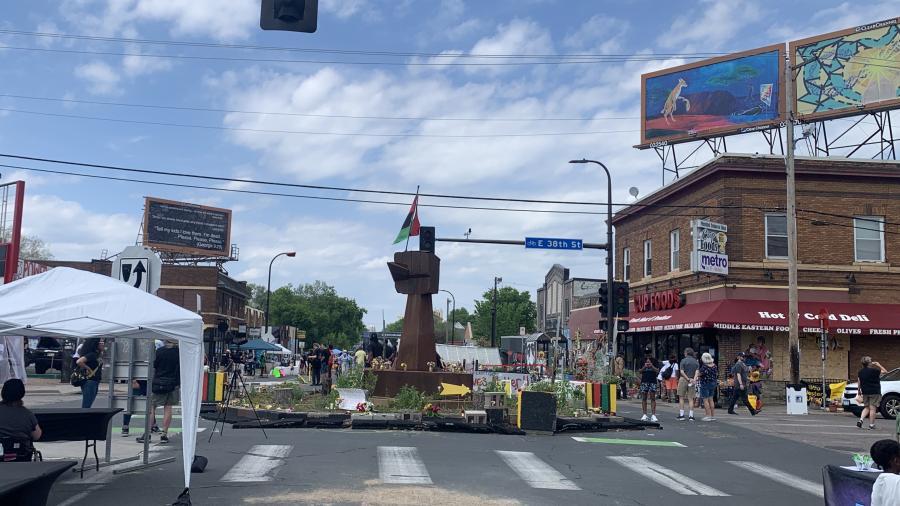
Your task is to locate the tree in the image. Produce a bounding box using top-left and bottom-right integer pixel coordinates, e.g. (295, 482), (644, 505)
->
(266, 281), (367, 350)
(246, 282), (266, 310)
(382, 311), (448, 343)
(472, 286), (536, 346)
(385, 317), (404, 332)
(19, 235), (53, 260)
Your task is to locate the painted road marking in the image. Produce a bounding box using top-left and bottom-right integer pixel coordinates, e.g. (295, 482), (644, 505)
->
(378, 446), (432, 485)
(572, 436), (686, 447)
(496, 451), (580, 490)
(727, 461), (823, 498)
(55, 485), (103, 506)
(608, 456), (729, 496)
(221, 444), (292, 482)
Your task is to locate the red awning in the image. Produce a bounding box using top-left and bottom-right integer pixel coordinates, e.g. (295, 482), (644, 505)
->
(625, 299), (900, 336)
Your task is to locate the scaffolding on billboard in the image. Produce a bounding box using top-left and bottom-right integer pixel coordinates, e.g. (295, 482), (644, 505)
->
(799, 111), (899, 161)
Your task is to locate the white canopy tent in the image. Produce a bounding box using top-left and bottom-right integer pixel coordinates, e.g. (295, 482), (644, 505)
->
(271, 343), (293, 355)
(0, 267), (203, 490)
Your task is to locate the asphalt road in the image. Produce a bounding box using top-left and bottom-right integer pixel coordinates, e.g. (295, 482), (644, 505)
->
(36, 397), (871, 506)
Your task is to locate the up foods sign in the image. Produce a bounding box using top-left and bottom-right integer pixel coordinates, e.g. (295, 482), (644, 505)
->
(691, 220), (728, 275)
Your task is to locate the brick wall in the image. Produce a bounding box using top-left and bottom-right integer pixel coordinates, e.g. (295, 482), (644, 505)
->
(849, 335), (900, 379)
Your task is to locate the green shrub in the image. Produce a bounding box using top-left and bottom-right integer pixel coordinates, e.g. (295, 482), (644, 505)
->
(391, 385), (427, 411)
(335, 369), (378, 395)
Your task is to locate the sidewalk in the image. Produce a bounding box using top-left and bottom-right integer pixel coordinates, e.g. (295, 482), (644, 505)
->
(618, 397), (897, 455)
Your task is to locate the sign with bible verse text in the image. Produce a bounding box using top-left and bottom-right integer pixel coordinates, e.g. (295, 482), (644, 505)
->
(143, 197), (232, 257)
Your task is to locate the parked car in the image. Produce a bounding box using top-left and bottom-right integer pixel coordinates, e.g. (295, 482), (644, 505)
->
(24, 337), (68, 374)
(843, 367), (900, 420)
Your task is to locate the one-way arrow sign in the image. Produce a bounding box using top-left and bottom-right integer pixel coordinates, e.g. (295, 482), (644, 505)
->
(111, 245), (162, 294)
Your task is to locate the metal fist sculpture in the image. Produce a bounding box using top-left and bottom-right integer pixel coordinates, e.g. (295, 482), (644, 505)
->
(387, 251), (440, 372)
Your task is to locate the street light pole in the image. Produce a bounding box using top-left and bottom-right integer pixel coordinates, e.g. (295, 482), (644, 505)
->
(440, 289), (456, 344)
(491, 276), (502, 347)
(265, 251), (296, 333)
(569, 159), (614, 374)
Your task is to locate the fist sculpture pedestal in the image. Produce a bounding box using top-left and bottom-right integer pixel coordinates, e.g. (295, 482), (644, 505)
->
(372, 250), (473, 397)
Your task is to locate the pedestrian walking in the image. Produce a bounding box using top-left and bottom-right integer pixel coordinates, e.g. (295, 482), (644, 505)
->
(677, 348), (699, 421)
(121, 380), (157, 436)
(870, 439), (900, 505)
(354, 346), (366, 370)
(698, 352), (718, 421)
(639, 357), (659, 422)
(310, 344), (323, 385)
(857, 356), (888, 430)
(75, 338), (103, 408)
(727, 352), (758, 416)
(658, 355), (679, 403)
(137, 340), (180, 444)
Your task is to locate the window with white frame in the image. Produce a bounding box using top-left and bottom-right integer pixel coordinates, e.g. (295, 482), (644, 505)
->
(854, 216), (885, 262)
(643, 240), (652, 277)
(765, 214), (788, 259)
(623, 248), (630, 281)
(670, 229), (680, 271)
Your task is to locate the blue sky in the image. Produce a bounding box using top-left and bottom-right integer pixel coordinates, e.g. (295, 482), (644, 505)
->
(0, 0), (895, 330)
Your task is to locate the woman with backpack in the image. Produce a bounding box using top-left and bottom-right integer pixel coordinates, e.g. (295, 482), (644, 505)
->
(74, 338), (103, 408)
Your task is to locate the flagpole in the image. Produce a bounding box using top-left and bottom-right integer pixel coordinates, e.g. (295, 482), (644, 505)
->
(404, 185), (420, 252)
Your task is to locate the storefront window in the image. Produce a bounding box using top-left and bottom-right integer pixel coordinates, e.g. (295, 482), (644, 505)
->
(765, 214), (788, 258)
(854, 216), (884, 262)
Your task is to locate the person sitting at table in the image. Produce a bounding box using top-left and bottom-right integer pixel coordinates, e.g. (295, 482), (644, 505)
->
(0, 378), (42, 443)
(870, 439), (900, 505)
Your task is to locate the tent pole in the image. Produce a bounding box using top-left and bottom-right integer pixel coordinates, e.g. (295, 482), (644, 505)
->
(106, 339), (116, 462)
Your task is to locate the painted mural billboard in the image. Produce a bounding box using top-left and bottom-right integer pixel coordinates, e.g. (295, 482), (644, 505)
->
(639, 44), (785, 147)
(791, 17), (900, 122)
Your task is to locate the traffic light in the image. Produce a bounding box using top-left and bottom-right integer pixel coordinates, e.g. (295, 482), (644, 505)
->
(419, 226), (435, 253)
(613, 281), (630, 317)
(599, 320), (608, 332)
(598, 282), (609, 317)
(617, 319), (630, 333)
(260, 0), (318, 33)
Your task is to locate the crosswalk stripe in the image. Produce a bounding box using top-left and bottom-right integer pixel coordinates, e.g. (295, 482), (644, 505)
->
(220, 444), (292, 482)
(496, 451), (580, 490)
(727, 461), (823, 498)
(377, 446), (432, 485)
(608, 456), (729, 496)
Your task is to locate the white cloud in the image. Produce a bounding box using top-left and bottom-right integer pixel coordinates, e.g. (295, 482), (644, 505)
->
(61, 0), (258, 41)
(659, 0), (762, 50)
(22, 194), (139, 259)
(74, 60), (122, 95)
(320, 0), (368, 20)
(768, 2), (899, 41)
(563, 15), (630, 54)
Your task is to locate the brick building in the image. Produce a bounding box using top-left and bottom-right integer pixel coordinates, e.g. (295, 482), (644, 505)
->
(571, 153), (900, 381)
(535, 264), (602, 339)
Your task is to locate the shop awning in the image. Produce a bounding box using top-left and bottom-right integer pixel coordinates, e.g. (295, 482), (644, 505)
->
(625, 299), (900, 336)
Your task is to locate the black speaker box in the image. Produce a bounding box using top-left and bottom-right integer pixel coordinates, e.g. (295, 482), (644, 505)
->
(518, 391), (556, 432)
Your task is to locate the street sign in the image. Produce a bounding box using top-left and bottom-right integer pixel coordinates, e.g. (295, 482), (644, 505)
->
(111, 245), (162, 294)
(524, 237), (583, 250)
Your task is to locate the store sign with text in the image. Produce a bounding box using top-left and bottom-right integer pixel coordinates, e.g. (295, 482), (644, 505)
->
(634, 288), (684, 313)
(691, 219), (729, 275)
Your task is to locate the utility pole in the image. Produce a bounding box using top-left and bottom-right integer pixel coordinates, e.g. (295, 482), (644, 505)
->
(784, 54), (801, 386)
(491, 276), (502, 347)
(446, 298), (451, 344)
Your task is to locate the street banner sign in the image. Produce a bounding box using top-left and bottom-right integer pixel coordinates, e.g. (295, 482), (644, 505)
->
(690, 220), (729, 275)
(112, 245), (162, 294)
(525, 237), (583, 250)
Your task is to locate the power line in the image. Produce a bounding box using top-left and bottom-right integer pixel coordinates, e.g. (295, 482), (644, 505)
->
(0, 28), (724, 61)
(0, 107), (637, 138)
(0, 152), (787, 210)
(0, 93), (637, 122)
(0, 44), (705, 67)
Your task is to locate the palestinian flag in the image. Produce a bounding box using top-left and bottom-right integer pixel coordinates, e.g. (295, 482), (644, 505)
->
(393, 195), (421, 244)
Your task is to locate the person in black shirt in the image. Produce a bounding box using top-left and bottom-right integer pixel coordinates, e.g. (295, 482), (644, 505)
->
(639, 357), (660, 422)
(75, 338), (104, 408)
(0, 379), (42, 444)
(138, 341), (180, 444)
(857, 356), (888, 430)
(310, 344), (323, 386)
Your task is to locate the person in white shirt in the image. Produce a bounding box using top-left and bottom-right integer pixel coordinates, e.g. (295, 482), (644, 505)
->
(871, 439), (900, 506)
(657, 355), (679, 403)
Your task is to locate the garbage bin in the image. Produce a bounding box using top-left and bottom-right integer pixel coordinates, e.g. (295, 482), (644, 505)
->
(786, 384), (808, 415)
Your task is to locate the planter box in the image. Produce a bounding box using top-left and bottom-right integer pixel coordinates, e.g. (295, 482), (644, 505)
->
(351, 413), (400, 422)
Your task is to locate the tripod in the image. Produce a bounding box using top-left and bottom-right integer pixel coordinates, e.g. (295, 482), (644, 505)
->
(209, 367), (268, 442)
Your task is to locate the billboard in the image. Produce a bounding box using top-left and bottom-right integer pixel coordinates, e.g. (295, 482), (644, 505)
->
(143, 197), (232, 257)
(639, 44), (785, 147)
(791, 17), (900, 122)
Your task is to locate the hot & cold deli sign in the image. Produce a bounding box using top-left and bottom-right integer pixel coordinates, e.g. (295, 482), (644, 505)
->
(691, 219), (728, 275)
